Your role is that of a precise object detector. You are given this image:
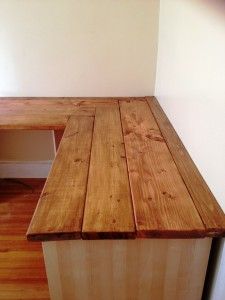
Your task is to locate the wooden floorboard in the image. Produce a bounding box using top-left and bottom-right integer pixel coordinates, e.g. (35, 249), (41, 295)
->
(0, 179), (49, 300)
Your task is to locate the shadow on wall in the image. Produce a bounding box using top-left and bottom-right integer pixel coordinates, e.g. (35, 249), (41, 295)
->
(0, 130), (54, 178)
(186, 0), (225, 20)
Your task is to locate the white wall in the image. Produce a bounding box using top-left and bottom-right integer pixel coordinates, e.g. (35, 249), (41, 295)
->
(155, 0), (225, 299)
(0, 0), (159, 174)
(0, 0), (159, 98)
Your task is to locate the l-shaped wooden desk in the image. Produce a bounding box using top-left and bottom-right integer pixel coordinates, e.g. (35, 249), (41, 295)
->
(1, 97), (225, 300)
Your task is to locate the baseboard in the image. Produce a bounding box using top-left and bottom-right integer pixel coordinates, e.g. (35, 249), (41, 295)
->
(0, 161), (52, 178)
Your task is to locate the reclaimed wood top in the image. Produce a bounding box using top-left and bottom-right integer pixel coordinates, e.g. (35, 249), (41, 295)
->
(1, 97), (224, 240)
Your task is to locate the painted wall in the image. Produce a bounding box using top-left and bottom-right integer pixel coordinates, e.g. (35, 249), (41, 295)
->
(155, 0), (225, 299)
(0, 0), (159, 171)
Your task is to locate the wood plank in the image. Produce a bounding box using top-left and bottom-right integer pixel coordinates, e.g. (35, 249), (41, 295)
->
(0, 97), (143, 109)
(0, 98), (116, 116)
(0, 105), (95, 116)
(27, 116), (94, 241)
(0, 114), (68, 130)
(82, 105), (135, 239)
(147, 96), (225, 237)
(1, 97), (224, 240)
(43, 238), (211, 300)
(0, 107), (94, 130)
(120, 100), (205, 238)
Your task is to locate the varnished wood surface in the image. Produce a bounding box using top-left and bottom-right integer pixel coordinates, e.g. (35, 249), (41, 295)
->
(0, 179), (49, 299)
(120, 100), (205, 237)
(0, 110), (94, 130)
(147, 97), (225, 237)
(1, 97), (224, 240)
(82, 106), (135, 239)
(0, 98), (115, 130)
(27, 116), (94, 241)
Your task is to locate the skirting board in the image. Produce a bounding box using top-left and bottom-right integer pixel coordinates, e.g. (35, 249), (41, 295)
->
(0, 161), (52, 178)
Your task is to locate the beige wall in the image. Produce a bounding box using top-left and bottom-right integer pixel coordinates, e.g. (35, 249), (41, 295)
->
(0, 0), (159, 163)
(0, 130), (55, 161)
(155, 1), (225, 299)
(0, 0), (159, 98)
(155, 0), (225, 210)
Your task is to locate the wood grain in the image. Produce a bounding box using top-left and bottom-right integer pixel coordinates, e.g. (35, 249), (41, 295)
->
(82, 105), (135, 239)
(120, 100), (205, 237)
(43, 238), (211, 300)
(0, 114), (69, 130)
(0, 108), (94, 130)
(1, 97), (224, 240)
(147, 96), (225, 236)
(27, 116), (94, 241)
(0, 98), (117, 113)
(0, 98), (114, 130)
(0, 179), (49, 299)
(0, 178), (45, 194)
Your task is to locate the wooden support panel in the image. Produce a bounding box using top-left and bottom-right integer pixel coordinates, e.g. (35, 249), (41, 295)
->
(43, 238), (212, 300)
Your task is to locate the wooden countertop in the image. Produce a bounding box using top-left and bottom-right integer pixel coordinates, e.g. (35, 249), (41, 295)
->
(1, 97), (225, 240)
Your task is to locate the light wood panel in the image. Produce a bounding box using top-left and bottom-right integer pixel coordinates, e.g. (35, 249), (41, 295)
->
(147, 96), (225, 236)
(82, 105), (135, 239)
(27, 116), (94, 241)
(120, 100), (205, 237)
(43, 238), (211, 300)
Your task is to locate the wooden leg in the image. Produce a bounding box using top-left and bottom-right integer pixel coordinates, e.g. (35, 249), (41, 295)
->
(53, 130), (64, 152)
(42, 239), (211, 300)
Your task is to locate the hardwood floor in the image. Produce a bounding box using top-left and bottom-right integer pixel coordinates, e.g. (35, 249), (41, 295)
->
(0, 179), (49, 299)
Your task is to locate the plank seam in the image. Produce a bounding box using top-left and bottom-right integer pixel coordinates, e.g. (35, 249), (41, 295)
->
(118, 100), (137, 237)
(80, 108), (96, 239)
(146, 97), (207, 232)
(26, 115), (95, 240)
(81, 104), (136, 238)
